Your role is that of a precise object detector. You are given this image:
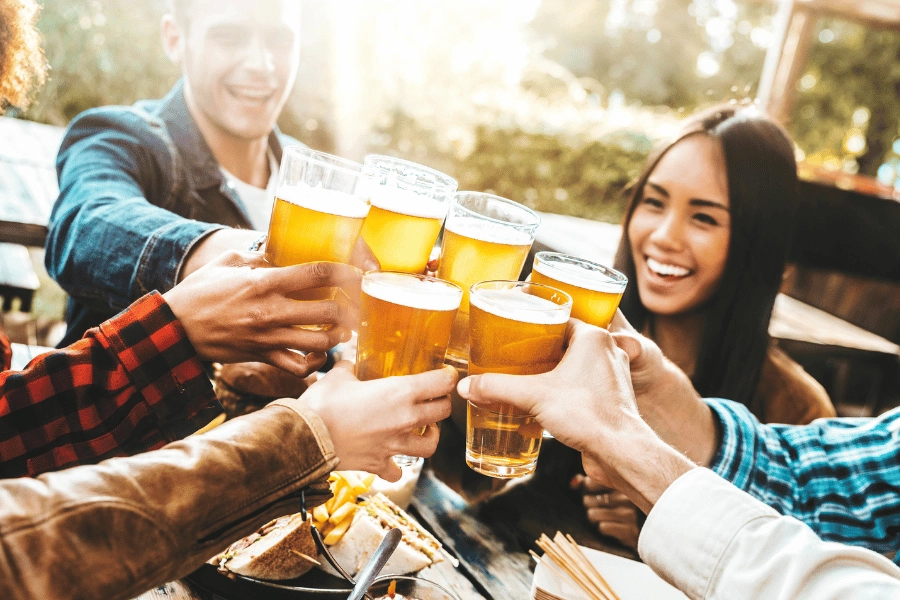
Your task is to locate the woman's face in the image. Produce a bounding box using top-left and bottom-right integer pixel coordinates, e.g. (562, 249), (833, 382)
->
(628, 134), (731, 316)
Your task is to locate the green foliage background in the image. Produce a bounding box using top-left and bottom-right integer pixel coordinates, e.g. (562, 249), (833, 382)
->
(23, 0), (900, 226)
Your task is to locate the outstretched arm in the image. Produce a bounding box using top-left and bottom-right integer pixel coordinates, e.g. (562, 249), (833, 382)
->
(458, 320), (900, 599)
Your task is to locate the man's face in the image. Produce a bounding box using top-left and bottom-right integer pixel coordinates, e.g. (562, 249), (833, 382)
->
(177, 0), (301, 140)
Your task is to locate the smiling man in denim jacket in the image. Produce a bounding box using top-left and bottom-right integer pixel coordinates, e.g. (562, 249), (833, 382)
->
(47, 0), (376, 351)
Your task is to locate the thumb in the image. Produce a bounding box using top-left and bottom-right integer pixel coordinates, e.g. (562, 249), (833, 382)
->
(611, 332), (643, 363)
(457, 372), (546, 415)
(374, 460), (402, 483)
(608, 309), (637, 334)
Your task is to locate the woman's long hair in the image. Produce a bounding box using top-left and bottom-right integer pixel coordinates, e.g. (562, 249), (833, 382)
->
(614, 105), (798, 416)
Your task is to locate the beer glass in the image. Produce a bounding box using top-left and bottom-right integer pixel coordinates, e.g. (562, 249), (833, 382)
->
(531, 252), (627, 328)
(356, 271), (463, 467)
(465, 280), (571, 479)
(265, 147), (378, 303)
(437, 192), (541, 364)
(361, 155), (457, 273)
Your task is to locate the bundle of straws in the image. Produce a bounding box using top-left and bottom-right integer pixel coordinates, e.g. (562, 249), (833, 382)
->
(532, 532), (622, 600)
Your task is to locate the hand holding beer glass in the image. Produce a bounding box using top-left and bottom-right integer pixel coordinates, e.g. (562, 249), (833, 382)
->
(356, 271), (463, 467)
(466, 281), (572, 478)
(437, 192), (541, 364)
(361, 155), (457, 274)
(265, 148), (378, 316)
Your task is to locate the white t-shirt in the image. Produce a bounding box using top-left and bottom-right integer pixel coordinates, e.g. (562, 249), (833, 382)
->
(220, 151), (279, 231)
(639, 468), (900, 599)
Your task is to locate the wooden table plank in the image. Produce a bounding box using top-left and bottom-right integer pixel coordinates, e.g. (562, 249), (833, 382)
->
(411, 470), (533, 600)
(134, 581), (208, 600)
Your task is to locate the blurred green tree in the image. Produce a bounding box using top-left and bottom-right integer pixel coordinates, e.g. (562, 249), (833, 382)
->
(27, 0), (176, 125)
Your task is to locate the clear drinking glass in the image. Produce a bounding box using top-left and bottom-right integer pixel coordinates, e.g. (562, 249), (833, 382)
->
(265, 148), (380, 329)
(265, 147), (379, 297)
(361, 155), (458, 274)
(465, 280), (571, 479)
(356, 271), (463, 467)
(436, 192), (540, 365)
(531, 253), (627, 328)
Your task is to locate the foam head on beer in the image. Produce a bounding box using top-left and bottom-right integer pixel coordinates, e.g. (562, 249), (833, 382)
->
(361, 271), (462, 313)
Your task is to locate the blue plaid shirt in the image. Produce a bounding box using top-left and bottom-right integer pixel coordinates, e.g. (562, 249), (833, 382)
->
(707, 399), (900, 562)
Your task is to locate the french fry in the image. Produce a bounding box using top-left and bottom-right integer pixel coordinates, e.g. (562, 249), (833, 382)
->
(328, 501), (358, 525)
(331, 483), (355, 509)
(360, 473), (376, 489)
(313, 504), (330, 523)
(323, 513), (354, 544)
(319, 521), (335, 538)
(340, 471), (363, 493)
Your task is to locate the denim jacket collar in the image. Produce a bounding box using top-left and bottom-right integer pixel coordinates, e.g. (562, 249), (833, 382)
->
(150, 79), (286, 193)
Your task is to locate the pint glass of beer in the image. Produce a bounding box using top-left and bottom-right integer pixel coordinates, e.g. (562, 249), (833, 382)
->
(437, 192), (541, 364)
(361, 156), (458, 274)
(531, 252), (627, 328)
(265, 148), (378, 302)
(465, 280), (571, 479)
(356, 271), (463, 467)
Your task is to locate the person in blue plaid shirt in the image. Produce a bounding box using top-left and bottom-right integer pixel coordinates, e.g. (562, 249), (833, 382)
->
(573, 314), (900, 563)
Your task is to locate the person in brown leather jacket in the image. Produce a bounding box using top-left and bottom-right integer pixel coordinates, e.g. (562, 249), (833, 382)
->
(0, 6), (454, 598)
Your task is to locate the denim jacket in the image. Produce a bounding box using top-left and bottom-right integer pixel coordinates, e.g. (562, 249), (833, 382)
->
(46, 80), (300, 346)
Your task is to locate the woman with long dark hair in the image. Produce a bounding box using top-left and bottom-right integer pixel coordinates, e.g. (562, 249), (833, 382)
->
(575, 104), (836, 549)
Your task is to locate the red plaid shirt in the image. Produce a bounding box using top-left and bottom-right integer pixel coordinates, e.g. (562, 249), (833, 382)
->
(0, 292), (222, 478)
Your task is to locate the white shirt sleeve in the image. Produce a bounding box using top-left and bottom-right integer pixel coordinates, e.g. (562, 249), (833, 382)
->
(637, 468), (900, 600)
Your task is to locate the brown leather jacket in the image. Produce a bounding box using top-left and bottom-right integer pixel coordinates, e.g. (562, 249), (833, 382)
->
(0, 397), (338, 600)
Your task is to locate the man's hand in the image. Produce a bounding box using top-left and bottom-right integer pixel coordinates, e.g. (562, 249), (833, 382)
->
(572, 475), (641, 549)
(164, 251), (361, 377)
(350, 236), (380, 272)
(302, 362), (456, 482)
(608, 312), (719, 467)
(457, 320), (695, 514)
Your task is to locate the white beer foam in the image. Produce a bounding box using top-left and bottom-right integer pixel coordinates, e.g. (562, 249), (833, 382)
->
(276, 183), (370, 219)
(445, 216), (533, 246)
(363, 273), (462, 312)
(533, 260), (627, 293)
(470, 288), (569, 325)
(370, 185), (447, 220)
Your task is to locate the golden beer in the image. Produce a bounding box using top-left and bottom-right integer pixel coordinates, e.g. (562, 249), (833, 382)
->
(361, 155), (456, 274)
(465, 281), (571, 479)
(266, 184), (370, 301)
(360, 190), (446, 273)
(531, 252), (628, 328)
(437, 193), (540, 362)
(356, 271), (462, 467)
(356, 272), (462, 381)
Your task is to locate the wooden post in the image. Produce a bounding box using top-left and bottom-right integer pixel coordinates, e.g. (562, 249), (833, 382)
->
(756, 0), (818, 126)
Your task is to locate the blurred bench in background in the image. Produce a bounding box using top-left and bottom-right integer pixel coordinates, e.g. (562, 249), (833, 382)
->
(0, 116), (66, 346)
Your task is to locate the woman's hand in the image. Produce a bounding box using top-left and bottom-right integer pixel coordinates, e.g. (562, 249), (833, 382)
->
(572, 474), (641, 550)
(164, 251), (362, 378)
(302, 361), (457, 482)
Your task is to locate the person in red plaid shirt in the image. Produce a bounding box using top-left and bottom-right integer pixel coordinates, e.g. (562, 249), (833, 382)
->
(0, 251), (446, 482)
(0, 3), (456, 598)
